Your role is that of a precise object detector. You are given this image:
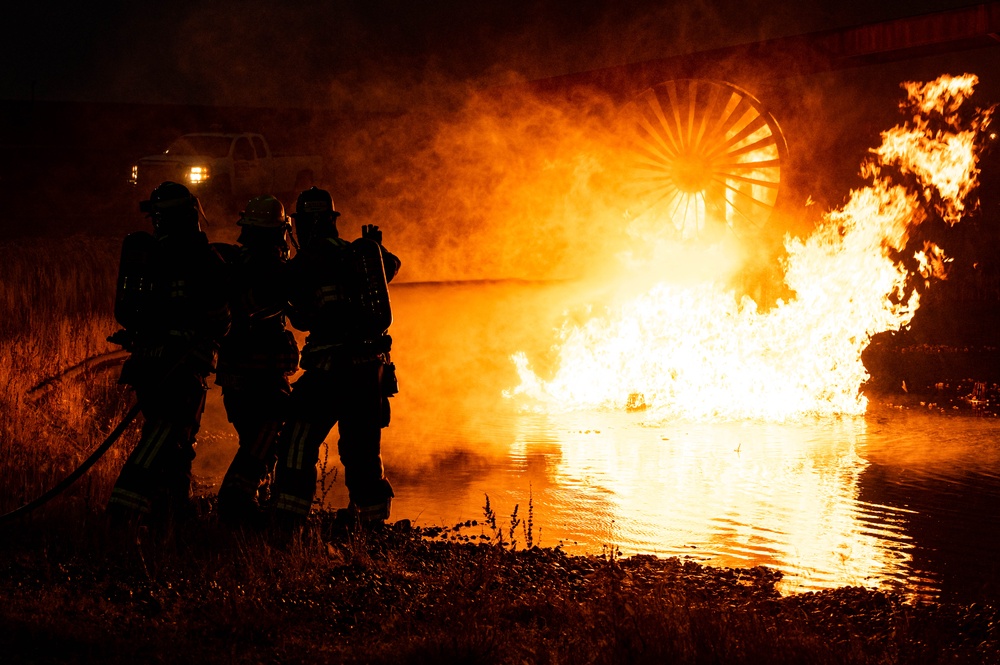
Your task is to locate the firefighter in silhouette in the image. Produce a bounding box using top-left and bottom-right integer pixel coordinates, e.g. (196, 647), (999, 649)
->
(107, 181), (230, 524)
(272, 187), (400, 530)
(213, 195), (299, 526)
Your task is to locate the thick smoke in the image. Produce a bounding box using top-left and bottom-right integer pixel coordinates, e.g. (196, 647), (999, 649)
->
(336, 83), (640, 282)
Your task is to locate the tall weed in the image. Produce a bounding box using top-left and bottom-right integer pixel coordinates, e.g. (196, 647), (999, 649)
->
(482, 490), (536, 551)
(0, 236), (131, 519)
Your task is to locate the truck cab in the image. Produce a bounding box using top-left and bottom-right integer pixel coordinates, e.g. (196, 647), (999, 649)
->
(130, 132), (322, 211)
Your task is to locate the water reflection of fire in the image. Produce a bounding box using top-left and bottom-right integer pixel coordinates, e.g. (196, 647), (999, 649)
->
(510, 74), (992, 422)
(509, 412), (918, 596)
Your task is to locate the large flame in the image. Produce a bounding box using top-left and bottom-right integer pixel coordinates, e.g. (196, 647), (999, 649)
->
(509, 74), (990, 421)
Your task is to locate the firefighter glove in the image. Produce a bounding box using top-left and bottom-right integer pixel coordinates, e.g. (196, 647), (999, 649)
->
(361, 224), (382, 244)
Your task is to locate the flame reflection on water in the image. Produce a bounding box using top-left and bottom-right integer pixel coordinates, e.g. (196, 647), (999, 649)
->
(382, 404), (1000, 600)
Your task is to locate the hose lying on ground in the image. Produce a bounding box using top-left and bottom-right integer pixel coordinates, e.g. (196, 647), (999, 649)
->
(0, 401), (141, 527)
(24, 350), (129, 403)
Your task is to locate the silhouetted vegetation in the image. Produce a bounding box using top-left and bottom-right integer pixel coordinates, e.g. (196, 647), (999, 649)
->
(0, 235), (132, 520)
(2, 235), (999, 664)
(2, 513), (999, 665)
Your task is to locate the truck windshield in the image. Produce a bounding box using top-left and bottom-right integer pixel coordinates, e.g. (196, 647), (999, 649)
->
(165, 136), (232, 158)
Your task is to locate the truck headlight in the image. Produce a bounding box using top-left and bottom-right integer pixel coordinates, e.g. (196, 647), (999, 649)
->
(187, 166), (210, 184)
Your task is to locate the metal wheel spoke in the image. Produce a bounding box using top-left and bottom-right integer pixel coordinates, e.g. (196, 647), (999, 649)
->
(717, 159), (782, 171)
(633, 183), (682, 212)
(723, 136), (779, 160)
(717, 179), (776, 208)
(636, 111), (680, 160)
(642, 90), (681, 156)
(712, 115), (770, 157)
(621, 78), (786, 242)
(633, 128), (678, 165)
(725, 193), (766, 232)
(713, 98), (755, 146)
(665, 83), (688, 151)
(719, 172), (780, 189)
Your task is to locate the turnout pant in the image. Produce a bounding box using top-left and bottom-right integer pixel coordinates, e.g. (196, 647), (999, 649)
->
(108, 372), (207, 519)
(218, 376), (290, 510)
(273, 360), (392, 520)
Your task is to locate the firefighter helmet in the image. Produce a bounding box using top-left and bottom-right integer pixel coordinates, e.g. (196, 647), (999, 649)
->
(139, 181), (200, 234)
(239, 195), (287, 228)
(292, 186), (339, 218)
(292, 187), (339, 246)
(140, 181), (197, 215)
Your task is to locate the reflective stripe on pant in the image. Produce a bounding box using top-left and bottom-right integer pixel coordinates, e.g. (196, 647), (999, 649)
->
(219, 381), (289, 500)
(273, 360), (390, 517)
(108, 372), (206, 517)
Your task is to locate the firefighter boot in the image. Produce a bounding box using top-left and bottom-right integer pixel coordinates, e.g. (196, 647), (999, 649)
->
(217, 454), (269, 530)
(218, 488), (265, 530)
(348, 477), (394, 529)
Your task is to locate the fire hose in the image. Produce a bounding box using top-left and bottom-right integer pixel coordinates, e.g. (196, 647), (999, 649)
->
(1, 337), (208, 527)
(0, 401), (141, 527)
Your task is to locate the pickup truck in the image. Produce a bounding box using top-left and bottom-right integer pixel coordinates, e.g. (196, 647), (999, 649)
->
(129, 132), (324, 208)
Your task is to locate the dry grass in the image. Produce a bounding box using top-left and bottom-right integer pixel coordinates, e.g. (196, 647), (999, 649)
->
(0, 235), (119, 339)
(0, 235), (134, 519)
(1, 514), (997, 665)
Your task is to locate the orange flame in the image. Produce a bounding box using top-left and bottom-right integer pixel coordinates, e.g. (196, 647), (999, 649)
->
(509, 74), (990, 421)
(876, 74), (985, 224)
(914, 241), (951, 284)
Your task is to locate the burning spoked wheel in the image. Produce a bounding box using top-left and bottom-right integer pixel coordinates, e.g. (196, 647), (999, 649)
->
(622, 79), (787, 241)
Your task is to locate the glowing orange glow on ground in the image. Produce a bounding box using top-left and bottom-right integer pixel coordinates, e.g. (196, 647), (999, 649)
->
(509, 74), (990, 421)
